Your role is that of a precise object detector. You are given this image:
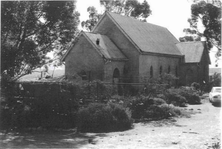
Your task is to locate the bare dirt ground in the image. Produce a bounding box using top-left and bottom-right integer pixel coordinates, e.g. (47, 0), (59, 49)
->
(0, 97), (221, 149)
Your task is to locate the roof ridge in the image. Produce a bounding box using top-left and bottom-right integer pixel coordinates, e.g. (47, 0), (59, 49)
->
(177, 41), (204, 44)
(107, 11), (169, 30)
(106, 11), (142, 53)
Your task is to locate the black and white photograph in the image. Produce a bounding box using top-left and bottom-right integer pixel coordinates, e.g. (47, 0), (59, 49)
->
(1, 0), (221, 148)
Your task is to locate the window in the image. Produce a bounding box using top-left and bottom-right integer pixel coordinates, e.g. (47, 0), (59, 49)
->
(113, 68), (120, 84)
(175, 66), (178, 77)
(168, 66), (171, 74)
(150, 66), (153, 78)
(81, 71), (87, 80)
(113, 68), (120, 78)
(159, 66), (162, 75)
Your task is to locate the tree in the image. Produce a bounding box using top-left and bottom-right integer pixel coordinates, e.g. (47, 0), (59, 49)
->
(81, 6), (102, 32)
(1, 1), (80, 81)
(210, 72), (221, 87)
(179, 0), (221, 66)
(81, 0), (152, 31)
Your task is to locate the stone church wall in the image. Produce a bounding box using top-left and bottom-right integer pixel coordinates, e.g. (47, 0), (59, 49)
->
(65, 35), (104, 81)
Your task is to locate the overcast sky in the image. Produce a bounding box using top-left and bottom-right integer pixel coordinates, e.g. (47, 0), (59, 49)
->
(76, 0), (192, 39)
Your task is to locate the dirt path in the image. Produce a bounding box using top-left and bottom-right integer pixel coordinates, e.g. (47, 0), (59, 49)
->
(82, 101), (221, 149)
(0, 100), (220, 149)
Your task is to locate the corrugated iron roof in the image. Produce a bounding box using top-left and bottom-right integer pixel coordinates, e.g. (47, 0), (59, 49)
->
(106, 12), (182, 56)
(84, 32), (128, 60)
(176, 41), (205, 63)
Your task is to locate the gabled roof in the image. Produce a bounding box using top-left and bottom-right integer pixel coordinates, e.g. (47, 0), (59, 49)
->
(176, 41), (208, 63)
(93, 12), (182, 56)
(62, 31), (127, 61)
(84, 32), (128, 60)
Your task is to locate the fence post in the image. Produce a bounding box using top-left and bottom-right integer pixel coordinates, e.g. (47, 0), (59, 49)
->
(88, 83), (90, 99)
(96, 81), (99, 101)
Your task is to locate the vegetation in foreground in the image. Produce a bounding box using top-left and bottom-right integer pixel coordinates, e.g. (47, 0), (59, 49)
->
(1, 75), (202, 133)
(77, 103), (132, 133)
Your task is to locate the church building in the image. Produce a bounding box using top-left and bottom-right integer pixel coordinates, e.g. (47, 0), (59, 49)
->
(62, 11), (210, 86)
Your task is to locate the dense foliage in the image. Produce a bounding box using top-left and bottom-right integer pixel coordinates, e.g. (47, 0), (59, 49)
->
(1, 79), (198, 132)
(166, 87), (201, 105)
(209, 72), (221, 87)
(179, 0), (221, 66)
(0, 82), (79, 130)
(77, 103), (132, 132)
(127, 96), (184, 120)
(1, 1), (80, 80)
(0, 81), (117, 131)
(165, 90), (187, 107)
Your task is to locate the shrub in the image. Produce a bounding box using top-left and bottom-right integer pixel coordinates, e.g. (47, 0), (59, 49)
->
(108, 103), (132, 130)
(0, 82), (79, 130)
(159, 104), (182, 116)
(156, 94), (166, 100)
(127, 96), (154, 119)
(178, 87), (201, 104)
(143, 104), (182, 120)
(143, 105), (165, 119)
(127, 95), (184, 121)
(77, 103), (132, 133)
(191, 82), (200, 90)
(165, 89), (187, 107)
(188, 93), (201, 104)
(153, 97), (166, 105)
(165, 87), (201, 105)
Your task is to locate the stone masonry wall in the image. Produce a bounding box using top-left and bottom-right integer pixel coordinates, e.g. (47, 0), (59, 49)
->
(93, 16), (140, 83)
(139, 54), (180, 82)
(65, 35), (105, 81)
(103, 61), (126, 83)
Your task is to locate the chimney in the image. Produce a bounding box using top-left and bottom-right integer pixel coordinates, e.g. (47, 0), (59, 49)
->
(96, 38), (100, 45)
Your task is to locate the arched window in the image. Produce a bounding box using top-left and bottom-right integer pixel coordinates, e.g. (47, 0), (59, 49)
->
(113, 68), (120, 79)
(159, 66), (162, 75)
(150, 66), (153, 78)
(113, 68), (120, 83)
(168, 66), (171, 74)
(175, 66), (178, 77)
(81, 71), (87, 80)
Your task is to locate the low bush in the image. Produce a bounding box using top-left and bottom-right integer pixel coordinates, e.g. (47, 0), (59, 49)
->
(153, 97), (167, 105)
(191, 82), (200, 90)
(0, 83), (79, 130)
(127, 96), (154, 119)
(165, 90), (187, 107)
(0, 97), (79, 130)
(127, 95), (185, 121)
(178, 87), (201, 104)
(144, 104), (182, 120)
(77, 103), (132, 133)
(165, 87), (201, 105)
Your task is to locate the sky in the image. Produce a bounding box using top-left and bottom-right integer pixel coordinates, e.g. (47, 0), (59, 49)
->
(75, 0), (221, 68)
(76, 0), (191, 39)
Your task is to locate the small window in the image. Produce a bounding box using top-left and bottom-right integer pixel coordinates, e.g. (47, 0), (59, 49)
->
(175, 67), (178, 77)
(81, 71), (87, 80)
(150, 66), (153, 78)
(159, 66), (162, 75)
(168, 66), (171, 74)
